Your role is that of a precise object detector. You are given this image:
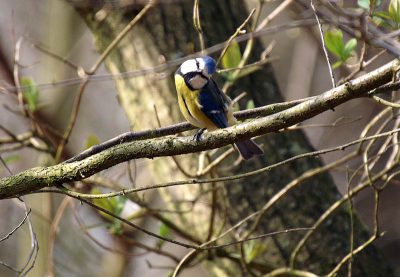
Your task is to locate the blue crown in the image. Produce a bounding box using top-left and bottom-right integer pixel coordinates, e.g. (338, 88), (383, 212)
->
(202, 56), (216, 76)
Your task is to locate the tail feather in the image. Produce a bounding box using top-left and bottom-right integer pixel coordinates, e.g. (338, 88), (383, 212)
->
(234, 139), (264, 161)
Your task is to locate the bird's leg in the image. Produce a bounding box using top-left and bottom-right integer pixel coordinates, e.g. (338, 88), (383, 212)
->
(194, 128), (206, 142)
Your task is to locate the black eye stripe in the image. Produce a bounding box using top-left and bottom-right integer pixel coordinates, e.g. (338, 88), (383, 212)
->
(183, 72), (208, 90)
(195, 59), (200, 69)
(184, 72), (208, 82)
(183, 72), (200, 84)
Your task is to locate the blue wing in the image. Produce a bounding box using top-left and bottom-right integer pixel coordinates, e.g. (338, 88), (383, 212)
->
(199, 79), (229, 129)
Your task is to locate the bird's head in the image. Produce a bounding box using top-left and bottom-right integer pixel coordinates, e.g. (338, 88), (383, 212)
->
(176, 56), (216, 90)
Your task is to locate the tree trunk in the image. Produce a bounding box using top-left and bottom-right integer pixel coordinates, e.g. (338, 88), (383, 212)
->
(75, 1), (396, 276)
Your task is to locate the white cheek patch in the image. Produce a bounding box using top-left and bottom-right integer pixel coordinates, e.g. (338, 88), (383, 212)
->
(180, 58), (211, 76)
(196, 59), (210, 77)
(180, 59), (198, 75)
(188, 75), (208, 90)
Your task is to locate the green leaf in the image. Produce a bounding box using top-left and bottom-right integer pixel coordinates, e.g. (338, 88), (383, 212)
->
(243, 240), (255, 261)
(374, 11), (393, 20)
(110, 219), (123, 235)
(359, 0), (381, 9)
(243, 240), (267, 262)
(21, 77), (40, 112)
(114, 196), (127, 216)
(324, 30), (345, 59)
(221, 40), (241, 69)
(343, 38), (357, 60)
(233, 102), (240, 112)
(372, 14), (395, 28)
(249, 244), (267, 261)
(0, 155), (22, 171)
(246, 99), (255, 110)
(389, 0), (400, 27)
(91, 188), (115, 221)
(89, 189), (128, 235)
(84, 134), (100, 150)
(109, 193), (118, 207)
(159, 222), (171, 237)
(3, 155), (22, 164)
(158, 222), (173, 246)
(358, 0), (370, 9)
(332, 61), (344, 69)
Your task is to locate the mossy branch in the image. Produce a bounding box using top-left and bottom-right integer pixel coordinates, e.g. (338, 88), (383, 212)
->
(0, 59), (399, 199)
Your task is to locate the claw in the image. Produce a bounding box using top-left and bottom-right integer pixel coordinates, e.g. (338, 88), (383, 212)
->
(194, 128), (206, 142)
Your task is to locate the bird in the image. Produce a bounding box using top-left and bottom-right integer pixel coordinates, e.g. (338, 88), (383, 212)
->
(174, 56), (264, 160)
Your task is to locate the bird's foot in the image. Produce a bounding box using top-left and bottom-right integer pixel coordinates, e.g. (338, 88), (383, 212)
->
(194, 128), (206, 143)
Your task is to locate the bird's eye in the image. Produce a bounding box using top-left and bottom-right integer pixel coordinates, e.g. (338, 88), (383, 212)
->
(195, 59), (200, 70)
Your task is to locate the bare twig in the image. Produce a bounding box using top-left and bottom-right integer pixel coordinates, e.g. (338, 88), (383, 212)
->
(311, 0), (335, 87)
(216, 8), (256, 67)
(43, 127), (400, 202)
(88, 1), (156, 74)
(54, 1), (156, 163)
(172, 228), (313, 276)
(0, 209), (31, 242)
(347, 167), (354, 277)
(3, 19), (318, 95)
(46, 196), (69, 277)
(32, 43), (80, 70)
(290, 161), (397, 269)
(18, 197), (39, 277)
(263, 267), (319, 277)
(193, 0), (205, 52)
(13, 37), (26, 116)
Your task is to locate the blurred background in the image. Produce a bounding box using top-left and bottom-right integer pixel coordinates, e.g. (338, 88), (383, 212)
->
(0, 0), (399, 276)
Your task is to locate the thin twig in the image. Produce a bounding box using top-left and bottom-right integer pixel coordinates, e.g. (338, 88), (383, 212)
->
(54, 80), (88, 162)
(347, 167), (354, 277)
(263, 267), (319, 277)
(372, 96), (400, 108)
(0, 209), (31, 242)
(216, 8), (256, 67)
(18, 196), (39, 277)
(338, 50), (387, 85)
(4, 19), (318, 94)
(327, 236), (379, 276)
(311, 0), (336, 87)
(54, 1), (156, 163)
(172, 228), (312, 276)
(193, 0), (205, 53)
(45, 127), (400, 201)
(216, 56), (278, 74)
(123, 236), (181, 262)
(88, 1), (156, 74)
(3, 104), (64, 139)
(14, 37), (26, 116)
(69, 199), (161, 259)
(256, 0), (294, 31)
(32, 43), (80, 70)
(290, 161), (397, 269)
(206, 167), (217, 242)
(0, 155), (14, 176)
(285, 116), (362, 130)
(46, 196), (69, 277)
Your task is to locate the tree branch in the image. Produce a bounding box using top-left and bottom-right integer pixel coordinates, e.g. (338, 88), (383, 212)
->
(0, 59), (398, 199)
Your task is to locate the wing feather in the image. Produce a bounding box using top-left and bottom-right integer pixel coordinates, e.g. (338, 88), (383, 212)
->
(199, 79), (230, 128)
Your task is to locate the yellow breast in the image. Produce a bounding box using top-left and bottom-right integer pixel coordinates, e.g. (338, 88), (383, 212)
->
(174, 74), (218, 130)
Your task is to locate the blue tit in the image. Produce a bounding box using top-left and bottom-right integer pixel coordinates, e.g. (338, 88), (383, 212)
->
(174, 56), (264, 160)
